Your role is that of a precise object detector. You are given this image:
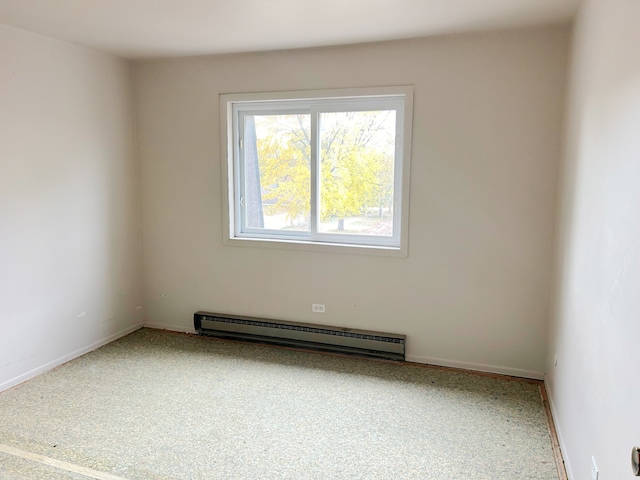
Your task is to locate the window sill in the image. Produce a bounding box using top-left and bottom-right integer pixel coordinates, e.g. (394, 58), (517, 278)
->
(223, 236), (408, 257)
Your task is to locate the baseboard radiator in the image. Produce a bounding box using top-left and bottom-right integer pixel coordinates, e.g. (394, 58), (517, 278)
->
(194, 311), (405, 361)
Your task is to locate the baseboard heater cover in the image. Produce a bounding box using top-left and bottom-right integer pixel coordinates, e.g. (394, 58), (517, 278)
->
(194, 311), (405, 361)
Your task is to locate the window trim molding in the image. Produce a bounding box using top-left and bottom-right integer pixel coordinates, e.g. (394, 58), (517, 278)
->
(220, 86), (413, 257)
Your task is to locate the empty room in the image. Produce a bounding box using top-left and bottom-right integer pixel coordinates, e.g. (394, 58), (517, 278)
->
(1, 0), (638, 478)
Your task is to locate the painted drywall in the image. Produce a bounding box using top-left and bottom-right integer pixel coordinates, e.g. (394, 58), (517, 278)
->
(545, 0), (640, 478)
(134, 27), (569, 378)
(0, 25), (143, 391)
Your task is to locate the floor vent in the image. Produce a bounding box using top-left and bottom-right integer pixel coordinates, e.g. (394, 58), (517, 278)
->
(194, 311), (405, 361)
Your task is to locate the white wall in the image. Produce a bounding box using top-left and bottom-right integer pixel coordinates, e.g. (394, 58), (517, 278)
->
(0, 25), (143, 391)
(135, 26), (569, 379)
(546, 0), (640, 478)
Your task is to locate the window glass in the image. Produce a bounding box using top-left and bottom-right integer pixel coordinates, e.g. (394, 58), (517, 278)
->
(243, 114), (311, 233)
(318, 110), (396, 237)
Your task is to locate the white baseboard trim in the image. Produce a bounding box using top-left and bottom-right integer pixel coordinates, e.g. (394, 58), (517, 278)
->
(143, 322), (196, 334)
(141, 324), (543, 380)
(143, 326), (543, 380)
(0, 323), (143, 393)
(405, 355), (544, 380)
(544, 376), (574, 479)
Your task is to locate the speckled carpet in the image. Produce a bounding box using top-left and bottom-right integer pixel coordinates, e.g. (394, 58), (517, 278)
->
(0, 329), (559, 480)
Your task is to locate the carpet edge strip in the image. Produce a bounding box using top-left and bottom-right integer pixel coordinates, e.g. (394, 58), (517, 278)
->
(538, 384), (569, 480)
(0, 443), (127, 480)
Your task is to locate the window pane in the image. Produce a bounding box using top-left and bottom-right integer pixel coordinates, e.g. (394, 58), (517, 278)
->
(318, 111), (396, 236)
(243, 114), (311, 232)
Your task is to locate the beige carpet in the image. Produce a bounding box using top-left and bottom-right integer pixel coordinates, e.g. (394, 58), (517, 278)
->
(0, 328), (559, 479)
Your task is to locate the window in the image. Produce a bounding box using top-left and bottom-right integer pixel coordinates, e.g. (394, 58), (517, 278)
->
(220, 87), (412, 255)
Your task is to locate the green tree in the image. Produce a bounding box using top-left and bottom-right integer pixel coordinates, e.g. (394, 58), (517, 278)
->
(254, 114), (311, 226)
(318, 111), (395, 230)
(251, 111), (395, 231)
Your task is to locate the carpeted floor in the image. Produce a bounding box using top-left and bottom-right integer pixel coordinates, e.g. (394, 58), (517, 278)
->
(0, 329), (559, 479)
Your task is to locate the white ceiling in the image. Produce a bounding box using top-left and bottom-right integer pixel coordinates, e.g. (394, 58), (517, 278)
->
(0, 0), (581, 58)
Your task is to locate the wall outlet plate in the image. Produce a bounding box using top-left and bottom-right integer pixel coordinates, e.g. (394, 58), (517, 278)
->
(591, 456), (599, 480)
(311, 304), (325, 313)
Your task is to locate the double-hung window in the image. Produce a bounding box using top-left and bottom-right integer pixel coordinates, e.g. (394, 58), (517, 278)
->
(220, 87), (412, 255)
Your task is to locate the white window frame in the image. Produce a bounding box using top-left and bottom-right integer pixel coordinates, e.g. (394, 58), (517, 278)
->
(220, 86), (413, 256)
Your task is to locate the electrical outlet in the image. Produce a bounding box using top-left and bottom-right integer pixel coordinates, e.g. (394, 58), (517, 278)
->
(312, 304), (325, 313)
(591, 456), (599, 480)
